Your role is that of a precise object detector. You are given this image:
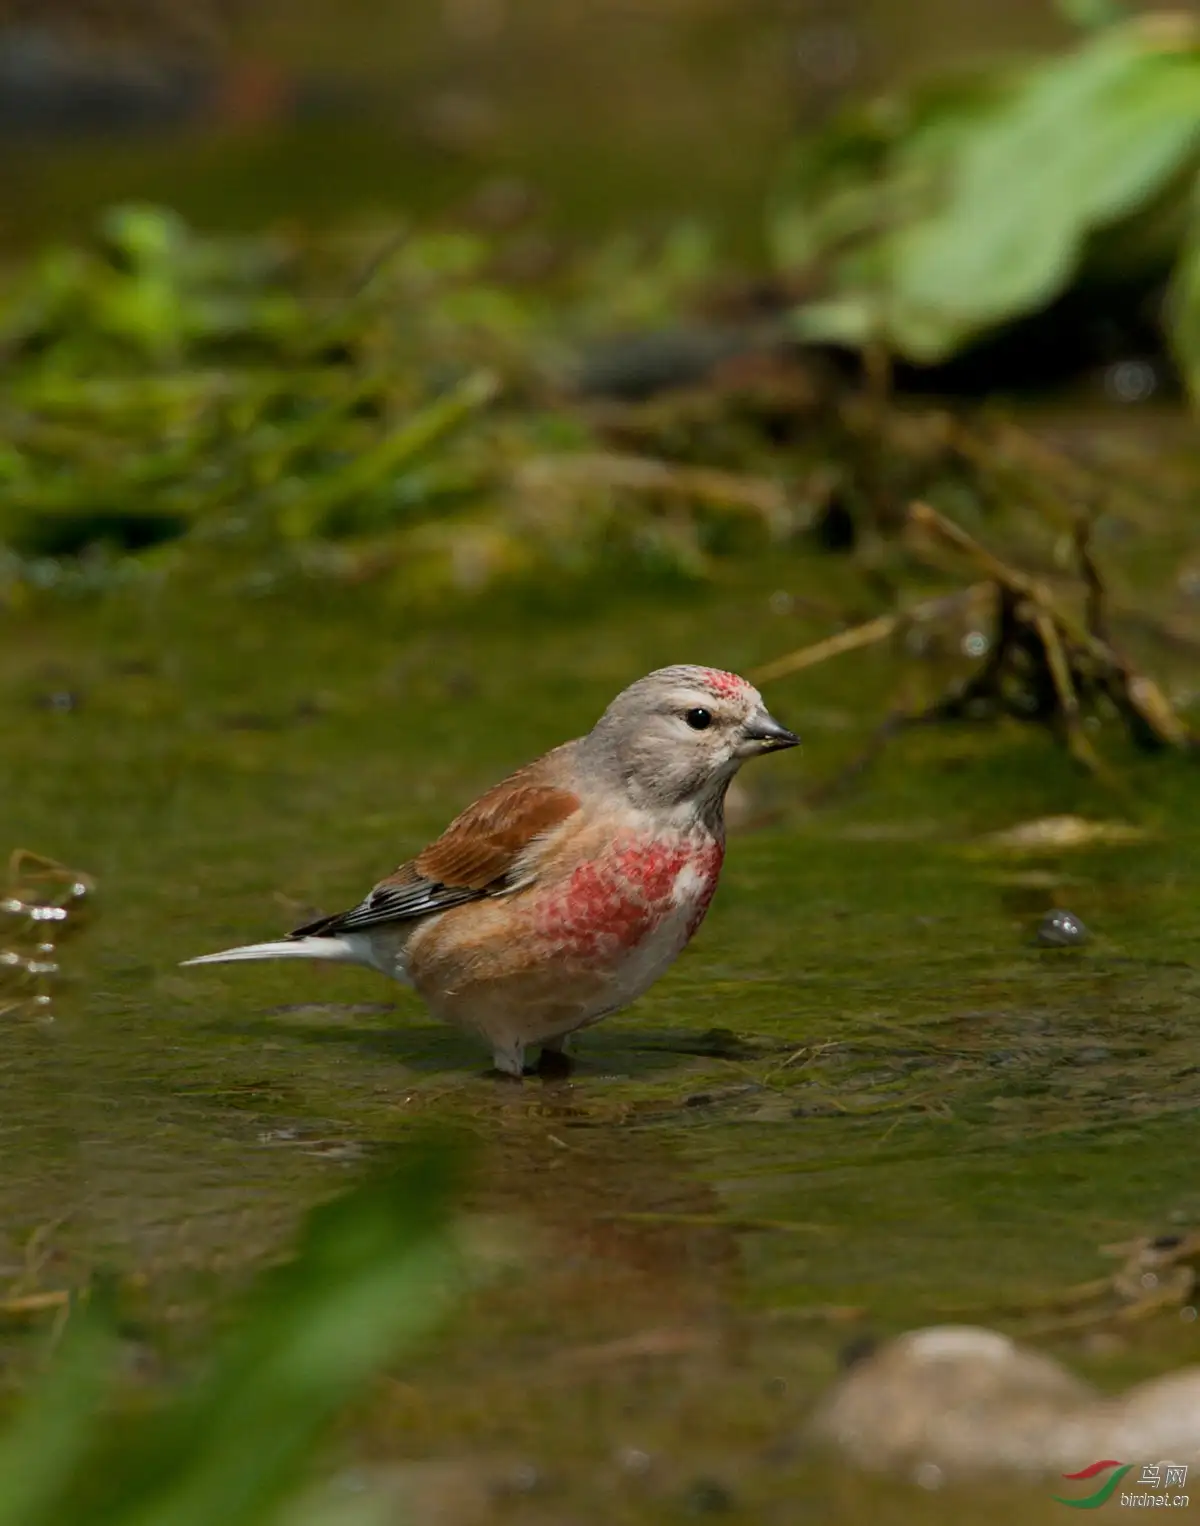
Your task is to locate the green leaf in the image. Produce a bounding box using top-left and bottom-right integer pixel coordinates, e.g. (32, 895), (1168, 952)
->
(777, 18), (1200, 367)
(109, 1142), (464, 1526)
(1056, 0), (1127, 33)
(0, 1138), (465, 1526)
(787, 296), (881, 348)
(0, 1291), (116, 1526)
(767, 76), (1011, 274)
(886, 23), (1200, 359)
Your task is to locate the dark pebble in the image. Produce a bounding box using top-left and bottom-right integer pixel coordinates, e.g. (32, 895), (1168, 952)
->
(683, 1477), (734, 1515)
(838, 1333), (879, 1369)
(1036, 909), (1090, 947)
(36, 690), (81, 713)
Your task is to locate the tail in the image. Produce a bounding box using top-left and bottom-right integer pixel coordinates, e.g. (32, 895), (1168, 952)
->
(181, 934), (378, 970)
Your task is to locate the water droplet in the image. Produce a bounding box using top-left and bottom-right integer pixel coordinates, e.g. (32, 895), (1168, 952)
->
(1036, 909), (1090, 947)
(962, 630), (989, 658)
(1105, 359), (1157, 403)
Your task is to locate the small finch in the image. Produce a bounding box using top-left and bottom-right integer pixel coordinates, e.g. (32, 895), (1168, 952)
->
(182, 665), (798, 1076)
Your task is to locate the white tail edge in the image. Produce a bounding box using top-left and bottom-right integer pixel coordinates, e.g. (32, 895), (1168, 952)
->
(181, 935), (376, 970)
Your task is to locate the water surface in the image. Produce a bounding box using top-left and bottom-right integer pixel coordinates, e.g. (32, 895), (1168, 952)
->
(4, 548), (1199, 1521)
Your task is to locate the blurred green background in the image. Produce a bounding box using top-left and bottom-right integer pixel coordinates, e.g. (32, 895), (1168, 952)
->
(3, 4), (1200, 1525)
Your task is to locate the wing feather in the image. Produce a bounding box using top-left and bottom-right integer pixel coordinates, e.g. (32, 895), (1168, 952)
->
(289, 772), (580, 940)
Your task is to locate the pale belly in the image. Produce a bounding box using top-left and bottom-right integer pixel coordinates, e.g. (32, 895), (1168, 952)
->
(571, 857), (720, 1026)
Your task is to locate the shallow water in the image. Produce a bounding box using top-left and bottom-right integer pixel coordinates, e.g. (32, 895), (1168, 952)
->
(3, 540), (1200, 1521)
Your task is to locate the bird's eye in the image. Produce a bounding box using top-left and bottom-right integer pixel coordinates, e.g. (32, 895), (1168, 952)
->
(685, 708), (713, 731)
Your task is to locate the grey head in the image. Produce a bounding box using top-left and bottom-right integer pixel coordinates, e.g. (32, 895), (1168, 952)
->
(579, 664), (799, 816)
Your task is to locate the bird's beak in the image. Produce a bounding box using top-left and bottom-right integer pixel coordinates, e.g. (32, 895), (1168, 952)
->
(741, 708), (800, 752)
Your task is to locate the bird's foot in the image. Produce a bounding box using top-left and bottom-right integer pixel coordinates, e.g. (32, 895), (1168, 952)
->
(488, 1042), (527, 1080)
(534, 1045), (574, 1079)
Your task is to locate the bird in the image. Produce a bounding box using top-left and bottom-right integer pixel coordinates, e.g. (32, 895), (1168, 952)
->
(181, 665), (798, 1077)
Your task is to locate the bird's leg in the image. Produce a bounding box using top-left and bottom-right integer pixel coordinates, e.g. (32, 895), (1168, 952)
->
(536, 1033), (575, 1077)
(489, 1040), (526, 1080)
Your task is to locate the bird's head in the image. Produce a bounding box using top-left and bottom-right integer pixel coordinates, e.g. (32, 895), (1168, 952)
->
(584, 664), (799, 815)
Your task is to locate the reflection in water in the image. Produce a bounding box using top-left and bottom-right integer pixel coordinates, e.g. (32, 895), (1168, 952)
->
(0, 850), (93, 1020)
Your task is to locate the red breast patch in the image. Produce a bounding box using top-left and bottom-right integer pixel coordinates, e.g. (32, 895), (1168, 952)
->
(536, 836), (724, 959)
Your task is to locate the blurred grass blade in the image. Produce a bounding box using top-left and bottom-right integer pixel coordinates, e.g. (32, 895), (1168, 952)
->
(0, 1293), (114, 1526)
(0, 1139), (465, 1526)
(278, 370), (500, 539)
(109, 1139), (464, 1526)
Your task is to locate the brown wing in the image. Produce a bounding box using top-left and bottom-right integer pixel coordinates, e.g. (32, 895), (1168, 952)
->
(289, 774), (580, 939)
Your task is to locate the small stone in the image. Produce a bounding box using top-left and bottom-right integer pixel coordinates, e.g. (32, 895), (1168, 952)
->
(683, 1477), (734, 1514)
(616, 1447), (652, 1477)
(839, 1334), (878, 1369)
(1036, 909), (1090, 947)
(1104, 358), (1158, 404)
(36, 690), (81, 713)
(507, 1463), (540, 1493)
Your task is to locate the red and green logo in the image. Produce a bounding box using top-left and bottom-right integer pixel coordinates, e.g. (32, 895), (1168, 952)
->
(1053, 1460), (1134, 1509)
